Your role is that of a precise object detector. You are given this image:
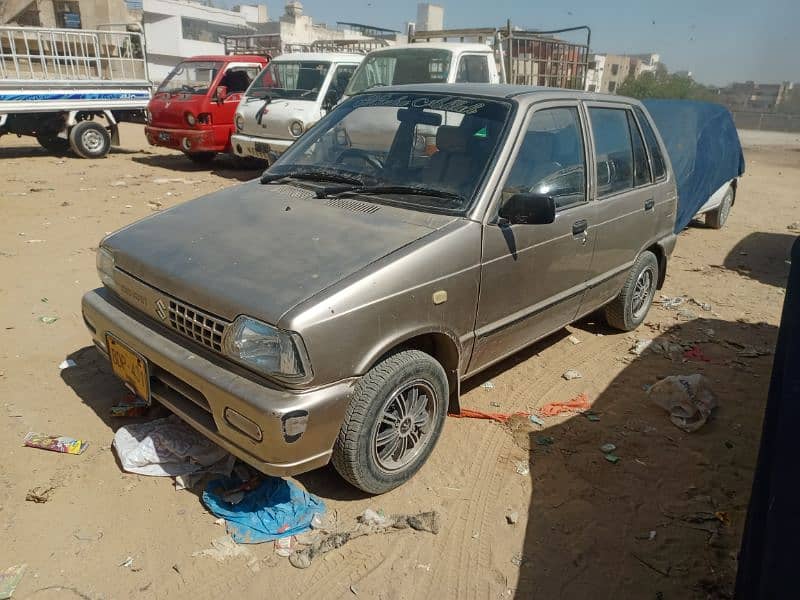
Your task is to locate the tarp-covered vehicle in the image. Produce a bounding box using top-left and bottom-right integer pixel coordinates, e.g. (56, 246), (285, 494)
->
(643, 99), (745, 231)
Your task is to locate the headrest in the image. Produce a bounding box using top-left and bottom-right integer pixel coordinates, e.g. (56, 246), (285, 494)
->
(436, 126), (470, 153)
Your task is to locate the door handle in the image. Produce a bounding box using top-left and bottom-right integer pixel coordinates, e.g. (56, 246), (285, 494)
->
(572, 219), (588, 235)
(644, 198), (655, 212)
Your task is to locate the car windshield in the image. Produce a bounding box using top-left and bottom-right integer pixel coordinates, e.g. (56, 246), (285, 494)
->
(158, 60), (222, 95)
(265, 92), (512, 213)
(248, 61), (331, 100)
(345, 49), (453, 96)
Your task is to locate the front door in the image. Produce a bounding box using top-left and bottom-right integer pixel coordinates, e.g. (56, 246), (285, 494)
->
(468, 103), (595, 374)
(214, 63), (263, 146)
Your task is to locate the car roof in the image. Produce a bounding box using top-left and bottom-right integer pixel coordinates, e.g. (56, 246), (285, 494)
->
(272, 52), (364, 63)
(371, 42), (492, 53)
(369, 83), (638, 105)
(184, 55), (268, 63)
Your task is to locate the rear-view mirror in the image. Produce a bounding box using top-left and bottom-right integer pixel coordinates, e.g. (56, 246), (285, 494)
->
(397, 109), (442, 126)
(498, 193), (556, 225)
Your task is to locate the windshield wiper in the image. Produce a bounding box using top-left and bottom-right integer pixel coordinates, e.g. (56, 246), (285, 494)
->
(260, 169), (365, 186)
(335, 185), (465, 204)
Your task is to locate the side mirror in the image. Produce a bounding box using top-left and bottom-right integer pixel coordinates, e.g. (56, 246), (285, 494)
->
(215, 85), (228, 102)
(498, 193), (556, 225)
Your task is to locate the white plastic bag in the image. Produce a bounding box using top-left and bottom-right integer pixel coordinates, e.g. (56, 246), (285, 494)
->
(648, 374), (717, 433)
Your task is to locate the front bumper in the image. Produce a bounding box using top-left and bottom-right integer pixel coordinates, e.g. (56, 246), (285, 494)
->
(82, 287), (355, 476)
(231, 132), (294, 161)
(145, 125), (221, 153)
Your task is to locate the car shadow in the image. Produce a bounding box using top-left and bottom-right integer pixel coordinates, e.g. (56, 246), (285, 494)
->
(132, 153), (266, 182)
(0, 143), (140, 159)
(720, 231), (795, 288)
(509, 316), (777, 599)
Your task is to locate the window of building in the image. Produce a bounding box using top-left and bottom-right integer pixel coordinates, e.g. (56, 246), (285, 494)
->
(634, 107), (667, 180)
(56, 1), (81, 28)
(608, 80), (616, 93)
(611, 64), (619, 76)
(456, 55), (490, 83)
(504, 107), (587, 209)
(589, 107), (634, 197)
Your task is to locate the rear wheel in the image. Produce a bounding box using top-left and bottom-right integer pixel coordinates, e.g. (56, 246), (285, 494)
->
(332, 350), (448, 494)
(69, 121), (111, 158)
(706, 186), (734, 229)
(604, 250), (659, 331)
(184, 151), (217, 164)
(36, 133), (69, 154)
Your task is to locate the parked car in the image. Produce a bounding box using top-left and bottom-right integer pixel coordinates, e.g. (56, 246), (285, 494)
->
(145, 54), (268, 163)
(231, 52), (363, 162)
(83, 85), (677, 494)
(642, 99), (745, 230)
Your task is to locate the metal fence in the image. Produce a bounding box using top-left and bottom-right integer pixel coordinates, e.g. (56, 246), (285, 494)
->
(224, 34), (388, 57)
(0, 26), (148, 82)
(732, 111), (800, 133)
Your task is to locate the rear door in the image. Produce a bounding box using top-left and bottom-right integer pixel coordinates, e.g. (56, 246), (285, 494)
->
(582, 102), (662, 309)
(469, 102), (595, 374)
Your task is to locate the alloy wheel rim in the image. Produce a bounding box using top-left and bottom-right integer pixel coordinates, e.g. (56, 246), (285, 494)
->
(632, 267), (655, 318)
(372, 380), (437, 473)
(81, 129), (104, 152)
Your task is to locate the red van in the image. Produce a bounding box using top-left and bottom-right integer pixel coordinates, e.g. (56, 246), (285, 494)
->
(145, 55), (268, 163)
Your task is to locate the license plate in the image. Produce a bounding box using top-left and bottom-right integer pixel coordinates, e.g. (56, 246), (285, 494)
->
(254, 142), (270, 155)
(106, 334), (150, 403)
(158, 132), (171, 142)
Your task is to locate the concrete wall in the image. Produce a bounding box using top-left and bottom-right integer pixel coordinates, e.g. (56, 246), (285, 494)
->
(415, 2), (443, 31)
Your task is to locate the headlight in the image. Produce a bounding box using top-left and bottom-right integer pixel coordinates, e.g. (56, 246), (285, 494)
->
(185, 112), (196, 126)
(289, 120), (304, 137)
(223, 316), (311, 382)
(96, 246), (115, 288)
(235, 113), (244, 132)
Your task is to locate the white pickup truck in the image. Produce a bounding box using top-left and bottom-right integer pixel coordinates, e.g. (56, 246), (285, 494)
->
(0, 25), (151, 158)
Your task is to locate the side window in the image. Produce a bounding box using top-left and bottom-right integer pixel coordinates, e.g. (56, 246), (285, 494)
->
(634, 107), (667, 181)
(456, 55), (490, 83)
(589, 107), (634, 197)
(628, 111), (651, 186)
(220, 67), (256, 93)
(503, 107), (586, 209)
(331, 64), (357, 95)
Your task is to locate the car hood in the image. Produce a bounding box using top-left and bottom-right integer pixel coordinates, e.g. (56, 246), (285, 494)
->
(104, 180), (456, 325)
(238, 97), (320, 140)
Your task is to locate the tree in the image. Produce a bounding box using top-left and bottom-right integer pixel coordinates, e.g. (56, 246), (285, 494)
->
(617, 68), (717, 102)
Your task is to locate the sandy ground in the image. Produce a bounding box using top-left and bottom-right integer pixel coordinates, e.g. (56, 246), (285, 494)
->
(0, 124), (797, 600)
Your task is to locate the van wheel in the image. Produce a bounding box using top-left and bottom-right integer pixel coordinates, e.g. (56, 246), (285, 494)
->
(69, 121), (111, 158)
(185, 151), (217, 164)
(36, 134), (69, 154)
(332, 350), (448, 494)
(604, 250), (659, 331)
(706, 187), (733, 229)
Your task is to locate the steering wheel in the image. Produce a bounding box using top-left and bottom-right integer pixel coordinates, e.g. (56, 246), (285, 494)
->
(336, 148), (383, 172)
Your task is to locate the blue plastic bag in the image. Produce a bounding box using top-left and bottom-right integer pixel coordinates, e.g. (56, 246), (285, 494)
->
(202, 476), (325, 544)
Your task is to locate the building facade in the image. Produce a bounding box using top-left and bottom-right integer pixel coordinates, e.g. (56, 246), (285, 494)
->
(0, 0), (132, 29)
(415, 3), (443, 32)
(585, 52), (659, 93)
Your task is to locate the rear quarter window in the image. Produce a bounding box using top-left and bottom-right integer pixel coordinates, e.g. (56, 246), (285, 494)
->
(635, 107), (667, 181)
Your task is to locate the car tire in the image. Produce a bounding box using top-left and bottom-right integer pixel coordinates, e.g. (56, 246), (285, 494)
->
(68, 121), (111, 159)
(36, 133), (69, 154)
(706, 186), (734, 229)
(185, 151), (217, 164)
(332, 350), (449, 495)
(604, 250), (659, 331)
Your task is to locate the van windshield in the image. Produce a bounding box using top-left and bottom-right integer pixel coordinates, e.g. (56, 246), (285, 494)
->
(158, 61), (222, 95)
(265, 92), (511, 214)
(345, 49), (453, 96)
(248, 61), (331, 100)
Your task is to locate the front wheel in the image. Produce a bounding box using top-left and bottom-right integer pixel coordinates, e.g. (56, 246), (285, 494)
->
(69, 121), (111, 159)
(706, 186), (733, 229)
(332, 350), (448, 494)
(604, 250), (659, 331)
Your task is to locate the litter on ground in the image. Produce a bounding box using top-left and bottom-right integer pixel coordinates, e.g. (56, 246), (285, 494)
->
(23, 432), (87, 455)
(0, 564), (27, 600)
(538, 393), (592, 417)
(648, 374), (718, 432)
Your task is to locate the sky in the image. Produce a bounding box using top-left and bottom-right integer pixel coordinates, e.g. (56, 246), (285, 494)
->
(214, 0), (799, 86)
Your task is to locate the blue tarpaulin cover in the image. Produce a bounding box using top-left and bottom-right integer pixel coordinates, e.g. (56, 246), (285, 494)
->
(642, 99), (745, 233)
(203, 476), (325, 544)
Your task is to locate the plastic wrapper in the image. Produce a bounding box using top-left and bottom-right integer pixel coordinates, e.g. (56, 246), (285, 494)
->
(23, 432), (87, 455)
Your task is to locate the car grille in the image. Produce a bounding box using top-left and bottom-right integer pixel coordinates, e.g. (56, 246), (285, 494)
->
(168, 299), (227, 352)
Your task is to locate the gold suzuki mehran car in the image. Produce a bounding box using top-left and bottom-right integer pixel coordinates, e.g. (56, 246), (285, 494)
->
(84, 84), (677, 493)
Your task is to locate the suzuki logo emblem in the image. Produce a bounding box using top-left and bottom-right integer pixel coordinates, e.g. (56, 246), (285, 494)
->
(155, 299), (168, 321)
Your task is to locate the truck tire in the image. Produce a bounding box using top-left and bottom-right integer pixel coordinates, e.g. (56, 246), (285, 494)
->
(706, 186), (734, 229)
(185, 151), (217, 164)
(604, 250), (659, 331)
(69, 121), (111, 159)
(332, 350), (448, 494)
(36, 134), (69, 154)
